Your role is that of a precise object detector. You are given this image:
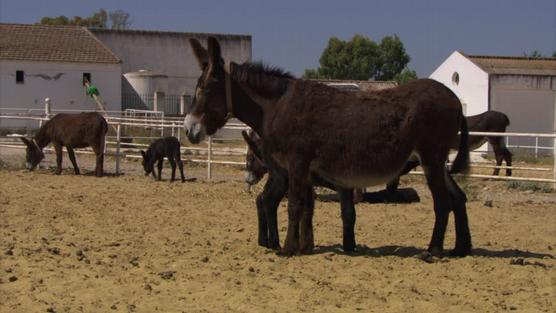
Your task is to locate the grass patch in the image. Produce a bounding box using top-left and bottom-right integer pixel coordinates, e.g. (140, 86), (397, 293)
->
(506, 181), (553, 193)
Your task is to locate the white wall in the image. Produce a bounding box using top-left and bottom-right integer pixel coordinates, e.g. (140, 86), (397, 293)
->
(0, 60), (121, 128)
(91, 30), (252, 97)
(490, 75), (556, 152)
(430, 51), (489, 116)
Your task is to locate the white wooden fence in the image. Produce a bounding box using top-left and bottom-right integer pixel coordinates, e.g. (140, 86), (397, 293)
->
(1, 111), (555, 190)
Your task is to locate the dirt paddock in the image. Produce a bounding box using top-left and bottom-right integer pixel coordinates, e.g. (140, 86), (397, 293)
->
(0, 152), (555, 312)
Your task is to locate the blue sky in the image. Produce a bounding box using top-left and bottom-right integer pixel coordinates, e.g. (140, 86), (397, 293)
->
(1, 0), (555, 77)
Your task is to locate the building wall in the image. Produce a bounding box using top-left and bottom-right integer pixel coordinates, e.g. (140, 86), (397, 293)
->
(0, 60), (121, 128)
(490, 75), (556, 152)
(91, 30), (252, 98)
(430, 51), (489, 116)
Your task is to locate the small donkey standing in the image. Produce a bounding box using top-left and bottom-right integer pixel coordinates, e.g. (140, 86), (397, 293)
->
(140, 136), (191, 182)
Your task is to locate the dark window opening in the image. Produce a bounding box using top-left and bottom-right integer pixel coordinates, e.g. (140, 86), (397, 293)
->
(16, 70), (24, 84)
(83, 73), (91, 86)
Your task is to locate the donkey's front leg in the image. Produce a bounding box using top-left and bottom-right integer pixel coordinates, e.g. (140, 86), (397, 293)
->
(282, 160), (312, 256)
(258, 170), (288, 249)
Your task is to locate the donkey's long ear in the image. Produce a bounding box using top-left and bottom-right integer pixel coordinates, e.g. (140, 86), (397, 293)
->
(20, 137), (32, 146)
(207, 37), (222, 65)
(241, 130), (263, 161)
(189, 38), (208, 69)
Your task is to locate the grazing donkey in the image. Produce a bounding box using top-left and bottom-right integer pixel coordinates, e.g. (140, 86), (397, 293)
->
(140, 136), (187, 182)
(20, 112), (107, 176)
(185, 37), (471, 257)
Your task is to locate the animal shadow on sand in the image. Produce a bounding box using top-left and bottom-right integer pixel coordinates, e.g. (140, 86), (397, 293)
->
(317, 188), (420, 204)
(311, 244), (554, 260)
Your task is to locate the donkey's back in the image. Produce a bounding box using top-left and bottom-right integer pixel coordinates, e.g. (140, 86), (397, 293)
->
(46, 112), (108, 148)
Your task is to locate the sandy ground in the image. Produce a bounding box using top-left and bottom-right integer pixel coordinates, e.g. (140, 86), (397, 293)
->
(0, 151), (555, 313)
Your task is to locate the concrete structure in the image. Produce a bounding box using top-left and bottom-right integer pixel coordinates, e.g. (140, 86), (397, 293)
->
(90, 28), (252, 114)
(431, 51), (556, 153)
(0, 24), (122, 128)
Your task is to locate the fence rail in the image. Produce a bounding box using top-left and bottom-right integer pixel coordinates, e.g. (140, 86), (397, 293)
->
(1, 110), (555, 189)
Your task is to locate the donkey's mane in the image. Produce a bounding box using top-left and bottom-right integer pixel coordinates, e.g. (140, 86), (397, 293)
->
(232, 62), (294, 98)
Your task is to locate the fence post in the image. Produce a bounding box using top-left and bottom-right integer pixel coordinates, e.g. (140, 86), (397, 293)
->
(180, 94), (186, 116)
(44, 97), (51, 118)
(116, 123), (121, 175)
(553, 131), (556, 191)
(535, 137), (538, 159)
(207, 136), (213, 180)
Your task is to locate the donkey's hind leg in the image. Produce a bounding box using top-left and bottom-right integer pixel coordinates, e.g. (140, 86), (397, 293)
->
(338, 188), (357, 252)
(490, 136), (510, 176)
(53, 143), (63, 175)
(168, 158), (177, 182)
(174, 150), (186, 182)
(156, 159), (163, 181)
(91, 135), (105, 177)
(422, 163), (452, 257)
(67, 147), (80, 175)
(502, 147), (513, 176)
(445, 172), (472, 256)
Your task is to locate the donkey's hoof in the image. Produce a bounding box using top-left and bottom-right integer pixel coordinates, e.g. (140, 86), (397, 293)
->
(299, 245), (314, 255)
(343, 244), (357, 254)
(278, 248), (296, 257)
(450, 246), (472, 257)
(428, 246), (444, 258)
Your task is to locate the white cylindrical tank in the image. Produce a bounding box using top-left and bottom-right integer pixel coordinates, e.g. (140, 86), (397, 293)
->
(123, 70), (168, 110)
(123, 70), (168, 96)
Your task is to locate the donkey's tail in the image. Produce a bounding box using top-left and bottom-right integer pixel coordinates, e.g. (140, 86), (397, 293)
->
(450, 116), (470, 174)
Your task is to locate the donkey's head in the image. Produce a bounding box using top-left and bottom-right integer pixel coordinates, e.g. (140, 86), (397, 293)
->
(241, 130), (267, 186)
(184, 37), (232, 144)
(140, 150), (154, 176)
(20, 137), (44, 170)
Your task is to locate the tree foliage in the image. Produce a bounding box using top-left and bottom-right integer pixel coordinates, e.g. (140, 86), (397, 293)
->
(304, 34), (415, 81)
(39, 9), (132, 29)
(109, 10), (133, 30)
(393, 68), (418, 85)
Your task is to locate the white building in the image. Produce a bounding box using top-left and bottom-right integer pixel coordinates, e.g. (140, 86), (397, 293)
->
(431, 51), (556, 152)
(0, 23), (122, 128)
(90, 28), (252, 114)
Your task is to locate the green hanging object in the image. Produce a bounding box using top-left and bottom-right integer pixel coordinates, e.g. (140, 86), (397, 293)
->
(86, 85), (100, 97)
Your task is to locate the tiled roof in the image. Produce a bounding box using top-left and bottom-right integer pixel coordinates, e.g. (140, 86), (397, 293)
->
(464, 53), (556, 76)
(89, 27), (251, 40)
(0, 23), (121, 64)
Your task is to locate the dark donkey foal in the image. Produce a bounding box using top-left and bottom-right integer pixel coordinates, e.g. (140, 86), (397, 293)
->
(242, 129), (359, 251)
(140, 136), (188, 182)
(20, 112), (107, 176)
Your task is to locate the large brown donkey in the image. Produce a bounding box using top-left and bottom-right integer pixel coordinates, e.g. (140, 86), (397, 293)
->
(20, 112), (108, 176)
(184, 37), (472, 257)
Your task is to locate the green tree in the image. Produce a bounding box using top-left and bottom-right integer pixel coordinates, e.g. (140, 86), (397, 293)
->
(523, 50), (544, 58)
(109, 10), (132, 30)
(39, 9), (131, 29)
(304, 34), (413, 81)
(393, 68), (418, 85)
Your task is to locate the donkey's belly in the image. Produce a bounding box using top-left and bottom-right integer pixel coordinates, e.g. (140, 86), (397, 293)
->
(311, 163), (405, 189)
